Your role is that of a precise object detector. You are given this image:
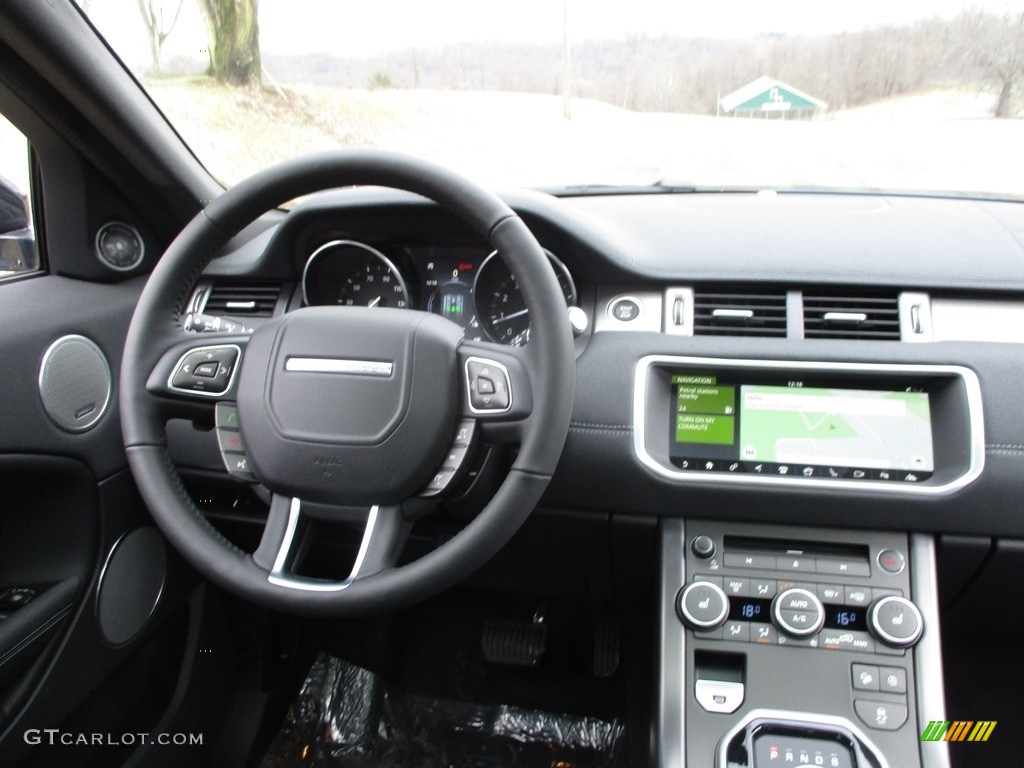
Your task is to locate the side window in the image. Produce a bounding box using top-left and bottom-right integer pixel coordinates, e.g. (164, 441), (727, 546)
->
(0, 113), (39, 278)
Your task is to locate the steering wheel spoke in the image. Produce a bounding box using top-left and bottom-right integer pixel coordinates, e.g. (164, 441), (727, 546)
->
(255, 496), (411, 591)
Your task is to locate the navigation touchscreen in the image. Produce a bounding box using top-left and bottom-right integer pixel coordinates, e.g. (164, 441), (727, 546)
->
(669, 374), (934, 483)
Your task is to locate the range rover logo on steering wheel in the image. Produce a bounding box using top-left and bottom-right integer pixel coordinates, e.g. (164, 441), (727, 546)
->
(284, 357), (394, 377)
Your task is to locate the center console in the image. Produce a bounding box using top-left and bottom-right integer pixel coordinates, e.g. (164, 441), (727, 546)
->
(659, 520), (948, 767)
(641, 357), (968, 767)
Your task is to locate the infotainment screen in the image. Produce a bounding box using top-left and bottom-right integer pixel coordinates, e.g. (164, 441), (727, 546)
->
(669, 374), (934, 483)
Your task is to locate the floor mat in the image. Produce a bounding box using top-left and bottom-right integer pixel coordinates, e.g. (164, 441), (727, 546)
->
(259, 654), (625, 768)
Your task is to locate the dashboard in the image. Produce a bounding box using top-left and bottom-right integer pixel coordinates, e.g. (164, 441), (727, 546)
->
(172, 186), (1024, 768)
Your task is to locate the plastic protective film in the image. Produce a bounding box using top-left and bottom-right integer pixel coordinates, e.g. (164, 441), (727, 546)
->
(260, 654), (625, 767)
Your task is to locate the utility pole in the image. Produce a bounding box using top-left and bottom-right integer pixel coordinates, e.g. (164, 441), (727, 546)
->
(562, 0), (572, 120)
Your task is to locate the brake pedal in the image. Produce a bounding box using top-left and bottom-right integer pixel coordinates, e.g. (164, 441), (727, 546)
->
(593, 619), (620, 677)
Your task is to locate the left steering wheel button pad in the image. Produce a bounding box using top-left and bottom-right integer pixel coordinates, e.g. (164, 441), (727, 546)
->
(170, 346), (240, 395)
(216, 402), (256, 482)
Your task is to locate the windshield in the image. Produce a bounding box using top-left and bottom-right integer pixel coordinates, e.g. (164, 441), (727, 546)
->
(79, 1), (1023, 197)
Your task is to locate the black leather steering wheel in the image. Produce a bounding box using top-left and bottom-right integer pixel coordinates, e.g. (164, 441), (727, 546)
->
(120, 150), (574, 617)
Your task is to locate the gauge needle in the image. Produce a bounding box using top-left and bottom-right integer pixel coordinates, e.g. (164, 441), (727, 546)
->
(367, 296), (382, 308)
(492, 308), (529, 324)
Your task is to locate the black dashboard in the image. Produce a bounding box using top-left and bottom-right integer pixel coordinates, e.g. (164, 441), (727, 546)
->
(185, 187), (1024, 539)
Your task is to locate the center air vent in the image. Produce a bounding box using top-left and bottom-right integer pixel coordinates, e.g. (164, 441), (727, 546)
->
(803, 291), (900, 340)
(203, 282), (282, 317)
(693, 288), (788, 337)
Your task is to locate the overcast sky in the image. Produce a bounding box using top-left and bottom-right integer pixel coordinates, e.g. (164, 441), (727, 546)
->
(83, 0), (1019, 70)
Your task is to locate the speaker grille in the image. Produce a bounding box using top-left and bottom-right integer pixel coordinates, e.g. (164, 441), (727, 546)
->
(38, 335), (111, 432)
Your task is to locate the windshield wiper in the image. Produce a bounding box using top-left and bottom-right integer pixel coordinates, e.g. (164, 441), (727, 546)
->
(545, 180), (697, 196)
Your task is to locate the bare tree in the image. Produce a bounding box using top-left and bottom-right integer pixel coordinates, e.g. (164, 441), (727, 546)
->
(136, 0), (184, 75)
(958, 9), (1024, 118)
(196, 0), (261, 86)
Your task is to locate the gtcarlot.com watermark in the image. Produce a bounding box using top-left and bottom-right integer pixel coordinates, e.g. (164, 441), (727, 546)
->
(25, 729), (203, 747)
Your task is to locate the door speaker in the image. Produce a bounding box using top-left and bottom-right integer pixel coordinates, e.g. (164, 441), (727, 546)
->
(96, 527), (167, 646)
(38, 335), (111, 432)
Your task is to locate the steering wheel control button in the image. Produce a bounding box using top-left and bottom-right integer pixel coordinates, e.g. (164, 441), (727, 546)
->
(690, 534), (716, 559)
(222, 451), (256, 482)
(465, 357), (511, 413)
(868, 596), (923, 648)
(443, 446), (469, 469)
(852, 663), (881, 691)
(677, 581), (729, 630)
(215, 403), (240, 429)
(695, 680), (744, 714)
(424, 469), (456, 494)
(772, 588), (825, 637)
(609, 298), (641, 322)
(877, 548), (906, 574)
(216, 429), (244, 453)
(169, 344), (241, 397)
(854, 699), (908, 731)
(453, 420), (476, 446)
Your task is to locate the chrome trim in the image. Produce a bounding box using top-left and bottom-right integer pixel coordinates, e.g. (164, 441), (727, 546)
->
(474, 248), (577, 344)
(301, 239), (411, 308)
(594, 289), (663, 333)
(911, 535), (951, 768)
(715, 709), (890, 768)
(868, 596), (923, 647)
(713, 308), (755, 320)
(678, 581), (729, 628)
(463, 355), (513, 415)
(166, 343), (242, 398)
(285, 357), (394, 377)
(267, 498), (381, 591)
(900, 292), (933, 342)
(657, 519), (686, 768)
(771, 587), (825, 637)
(633, 355), (985, 496)
(823, 311), (868, 323)
(663, 287), (694, 336)
(38, 334), (111, 432)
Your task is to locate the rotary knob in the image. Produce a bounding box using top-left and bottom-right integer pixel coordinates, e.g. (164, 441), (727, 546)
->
(868, 595), (923, 648)
(677, 581), (729, 630)
(771, 588), (825, 637)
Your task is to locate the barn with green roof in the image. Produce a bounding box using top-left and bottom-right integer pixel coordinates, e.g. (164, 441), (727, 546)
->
(719, 76), (827, 117)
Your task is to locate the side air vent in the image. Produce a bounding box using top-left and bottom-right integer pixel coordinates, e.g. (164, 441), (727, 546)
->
(803, 291), (900, 340)
(692, 288), (788, 337)
(203, 282), (282, 317)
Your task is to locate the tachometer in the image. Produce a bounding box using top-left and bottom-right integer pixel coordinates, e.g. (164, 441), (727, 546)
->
(474, 249), (576, 346)
(302, 240), (410, 308)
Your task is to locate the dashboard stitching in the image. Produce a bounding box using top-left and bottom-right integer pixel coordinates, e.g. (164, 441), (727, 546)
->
(987, 449), (1024, 456)
(570, 426), (632, 435)
(571, 421), (631, 430)
(987, 444), (1024, 450)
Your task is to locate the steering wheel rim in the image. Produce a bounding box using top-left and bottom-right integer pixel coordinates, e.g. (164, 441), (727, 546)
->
(120, 150), (574, 617)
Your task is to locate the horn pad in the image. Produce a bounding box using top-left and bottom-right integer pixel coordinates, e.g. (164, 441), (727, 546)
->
(236, 307), (463, 505)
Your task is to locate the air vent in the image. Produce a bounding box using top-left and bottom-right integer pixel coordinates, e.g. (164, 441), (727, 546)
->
(803, 291), (900, 340)
(693, 288), (788, 337)
(203, 282), (281, 317)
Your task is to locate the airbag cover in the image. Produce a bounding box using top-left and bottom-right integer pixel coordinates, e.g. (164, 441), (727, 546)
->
(236, 306), (462, 505)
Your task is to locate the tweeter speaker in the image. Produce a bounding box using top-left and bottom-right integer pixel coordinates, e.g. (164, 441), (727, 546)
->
(38, 334), (111, 432)
(96, 527), (167, 646)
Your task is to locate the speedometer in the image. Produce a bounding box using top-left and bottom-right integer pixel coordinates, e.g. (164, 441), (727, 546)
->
(302, 240), (410, 308)
(474, 249), (576, 346)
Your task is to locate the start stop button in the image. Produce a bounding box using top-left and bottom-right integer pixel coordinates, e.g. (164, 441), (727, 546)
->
(609, 297), (642, 322)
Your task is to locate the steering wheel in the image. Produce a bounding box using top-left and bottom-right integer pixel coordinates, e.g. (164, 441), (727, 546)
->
(120, 151), (575, 617)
